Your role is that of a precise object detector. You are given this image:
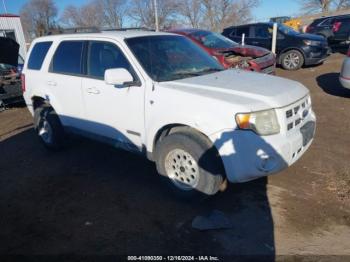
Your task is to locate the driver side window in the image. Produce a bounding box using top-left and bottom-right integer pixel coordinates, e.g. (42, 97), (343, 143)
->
(87, 41), (134, 80)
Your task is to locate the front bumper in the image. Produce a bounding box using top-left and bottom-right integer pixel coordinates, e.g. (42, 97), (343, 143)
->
(340, 57), (350, 89)
(210, 110), (316, 183)
(339, 76), (350, 89)
(304, 46), (330, 66)
(0, 81), (23, 104)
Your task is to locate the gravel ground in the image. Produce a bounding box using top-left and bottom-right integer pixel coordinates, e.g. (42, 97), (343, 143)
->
(0, 53), (349, 261)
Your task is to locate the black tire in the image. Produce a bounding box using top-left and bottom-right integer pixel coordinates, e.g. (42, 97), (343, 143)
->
(34, 106), (65, 150)
(155, 131), (225, 198)
(281, 50), (304, 70)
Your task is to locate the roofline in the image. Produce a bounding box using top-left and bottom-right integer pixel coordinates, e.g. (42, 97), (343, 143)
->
(0, 13), (20, 18)
(225, 22), (272, 29)
(167, 28), (212, 34)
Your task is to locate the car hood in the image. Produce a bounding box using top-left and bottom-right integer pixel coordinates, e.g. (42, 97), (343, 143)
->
(0, 37), (19, 66)
(216, 45), (270, 58)
(159, 69), (309, 111)
(295, 33), (326, 42)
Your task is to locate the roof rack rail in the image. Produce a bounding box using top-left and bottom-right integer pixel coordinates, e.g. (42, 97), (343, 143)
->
(103, 27), (155, 32)
(47, 27), (100, 35)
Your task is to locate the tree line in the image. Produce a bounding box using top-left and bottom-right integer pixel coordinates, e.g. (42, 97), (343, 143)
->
(20, 0), (350, 41)
(20, 0), (259, 40)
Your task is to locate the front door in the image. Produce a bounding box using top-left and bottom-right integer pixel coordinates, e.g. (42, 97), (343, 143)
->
(81, 40), (145, 151)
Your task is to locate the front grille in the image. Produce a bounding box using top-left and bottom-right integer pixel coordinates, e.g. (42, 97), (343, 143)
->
(282, 95), (311, 133)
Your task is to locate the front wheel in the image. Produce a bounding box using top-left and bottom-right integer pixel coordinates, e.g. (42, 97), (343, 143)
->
(155, 132), (225, 198)
(281, 50), (304, 70)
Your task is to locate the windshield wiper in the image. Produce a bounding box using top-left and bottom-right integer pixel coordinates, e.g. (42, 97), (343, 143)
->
(195, 68), (223, 75)
(171, 72), (202, 80)
(171, 68), (223, 80)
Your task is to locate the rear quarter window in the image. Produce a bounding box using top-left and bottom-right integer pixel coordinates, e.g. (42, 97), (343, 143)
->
(27, 41), (52, 70)
(51, 41), (84, 75)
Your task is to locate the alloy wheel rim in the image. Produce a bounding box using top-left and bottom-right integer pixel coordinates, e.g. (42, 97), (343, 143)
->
(284, 52), (300, 69)
(38, 119), (53, 144)
(165, 148), (199, 191)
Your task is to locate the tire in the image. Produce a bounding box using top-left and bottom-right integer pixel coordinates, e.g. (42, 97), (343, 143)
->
(155, 132), (225, 198)
(281, 50), (304, 70)
(34, 106), (65, 150)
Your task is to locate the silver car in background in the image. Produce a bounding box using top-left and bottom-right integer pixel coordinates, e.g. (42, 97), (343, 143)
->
(340, 47), (350, 89)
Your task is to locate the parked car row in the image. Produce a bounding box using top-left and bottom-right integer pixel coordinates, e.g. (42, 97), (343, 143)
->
(222, 22), (330, 70)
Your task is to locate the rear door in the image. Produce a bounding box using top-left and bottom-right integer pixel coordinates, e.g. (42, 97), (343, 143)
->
(46, 40), (85, 128)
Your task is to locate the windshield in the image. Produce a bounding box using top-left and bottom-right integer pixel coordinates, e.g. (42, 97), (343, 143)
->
(126, 35), (224, 82)
(277, 24), (299, 35)
(190, 31), (238, 49)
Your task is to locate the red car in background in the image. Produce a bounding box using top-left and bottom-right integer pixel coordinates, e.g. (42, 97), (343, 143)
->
(168, 29), (276, 74)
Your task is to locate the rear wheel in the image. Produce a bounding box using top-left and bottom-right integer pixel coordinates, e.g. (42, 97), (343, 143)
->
(155, 132), (225, 198)
(34, 106), (65, 150)
(281, 50), (304, 70)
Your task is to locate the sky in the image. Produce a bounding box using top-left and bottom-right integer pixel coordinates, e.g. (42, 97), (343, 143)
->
(1, 0), (301, 22)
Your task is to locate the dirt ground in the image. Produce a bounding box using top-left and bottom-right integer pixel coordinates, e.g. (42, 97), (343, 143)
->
(0, 53), (349, 261)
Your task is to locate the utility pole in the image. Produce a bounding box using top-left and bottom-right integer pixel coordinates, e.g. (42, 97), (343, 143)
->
(154, 0), (159, 31)
(2, 0), (8, 13)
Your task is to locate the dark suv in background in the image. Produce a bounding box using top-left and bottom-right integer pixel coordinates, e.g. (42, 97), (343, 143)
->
(223, 22), (330, 70)
(306, 15), (350, 46)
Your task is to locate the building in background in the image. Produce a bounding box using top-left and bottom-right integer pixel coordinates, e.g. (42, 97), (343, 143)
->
(0, 14), (27, 59)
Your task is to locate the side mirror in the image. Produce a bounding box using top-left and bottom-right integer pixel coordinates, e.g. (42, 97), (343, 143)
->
(104, 68), (133, 86)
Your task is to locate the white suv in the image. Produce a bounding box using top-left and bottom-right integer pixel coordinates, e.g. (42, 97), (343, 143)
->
(22, 31), (316, 196)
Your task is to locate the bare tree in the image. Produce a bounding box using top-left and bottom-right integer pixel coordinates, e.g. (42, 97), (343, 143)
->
(335, 0), (350, 9)
(201, 0), (259, 32)
(96, 0), (128, 28)
(299, 0), (333, 13)
(60, 1), (103, 28)
(128, 0), (179, 29)
(20, 0), (58, 38)
(177, 0), (203, 28)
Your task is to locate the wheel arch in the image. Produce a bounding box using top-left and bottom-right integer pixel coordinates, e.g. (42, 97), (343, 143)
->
(31, 96), (49, 110)
(148, 124), (217, 161)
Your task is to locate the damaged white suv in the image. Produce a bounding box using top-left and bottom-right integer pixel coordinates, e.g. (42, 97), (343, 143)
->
(22, 31), (316, 196)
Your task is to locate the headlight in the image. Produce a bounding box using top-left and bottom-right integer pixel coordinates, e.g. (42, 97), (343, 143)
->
(303, 40), (321, 46)
(235, 109), (280, 136)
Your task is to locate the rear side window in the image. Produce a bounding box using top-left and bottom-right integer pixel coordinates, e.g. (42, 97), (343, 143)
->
(254, 25), (272, 38)
(27, 41), (52, 70)
(51, 41), (84, 75)
(320, 18), (334, 26)
(236, 27), (250, 37)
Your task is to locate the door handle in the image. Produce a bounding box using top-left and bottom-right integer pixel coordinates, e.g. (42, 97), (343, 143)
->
(87, 87), (100, 94)
(47, 80), (57, 86)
